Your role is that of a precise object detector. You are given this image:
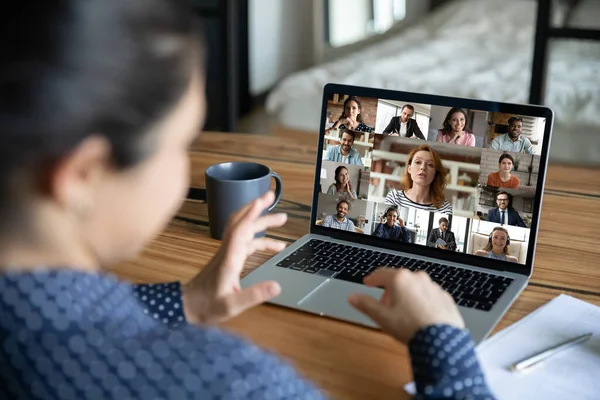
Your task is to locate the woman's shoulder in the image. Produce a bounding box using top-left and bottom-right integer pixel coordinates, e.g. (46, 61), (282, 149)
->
(474, 250), (487, 256)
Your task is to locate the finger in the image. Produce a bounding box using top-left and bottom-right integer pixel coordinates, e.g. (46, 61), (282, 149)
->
(251, 212), (288, 234)
(247, 237), (287, 255)
(362, 268), (400, 288)
(348, 293), (390, 328)
(229, 191), (275, 227)
(220, 281), (281, 318)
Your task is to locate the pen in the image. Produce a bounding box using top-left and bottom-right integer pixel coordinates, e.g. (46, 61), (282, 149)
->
(509, 332), (593, 372)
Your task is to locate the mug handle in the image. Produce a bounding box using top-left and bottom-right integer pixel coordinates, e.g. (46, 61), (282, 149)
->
(267, 171), (283, 211)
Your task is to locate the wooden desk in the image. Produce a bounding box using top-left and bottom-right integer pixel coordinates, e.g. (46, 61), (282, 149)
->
(110, 132), (600, 400)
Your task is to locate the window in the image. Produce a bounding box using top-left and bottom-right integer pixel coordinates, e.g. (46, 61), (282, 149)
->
(326, 0), (406, 48)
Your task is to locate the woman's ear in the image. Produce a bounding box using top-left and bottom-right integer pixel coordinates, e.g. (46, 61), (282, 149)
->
(47, 135), (112, 213)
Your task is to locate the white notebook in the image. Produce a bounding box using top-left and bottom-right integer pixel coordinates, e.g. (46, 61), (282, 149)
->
(406, 294), (600, 399)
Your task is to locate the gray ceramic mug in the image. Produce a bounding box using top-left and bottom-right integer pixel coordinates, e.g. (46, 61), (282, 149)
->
(205, 162), (283, 240)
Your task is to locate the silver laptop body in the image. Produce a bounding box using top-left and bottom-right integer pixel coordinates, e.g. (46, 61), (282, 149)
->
(242, 84), (553, 343)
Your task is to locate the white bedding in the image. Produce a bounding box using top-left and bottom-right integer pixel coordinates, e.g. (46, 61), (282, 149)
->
(266, 0), (600, 141)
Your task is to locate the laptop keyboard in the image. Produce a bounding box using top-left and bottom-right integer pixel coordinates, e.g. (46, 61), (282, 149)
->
(275, 239), (513, 311)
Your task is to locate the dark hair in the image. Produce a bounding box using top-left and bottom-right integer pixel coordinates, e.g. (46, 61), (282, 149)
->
(337, 199), (351, 210)
(334, 165), (352, 192)
(439, 217), (449, 225)
(0, 1), (201, 203)
(385, 206), (398, 216)
(341, 129), (356, 141)
(441, 107), (471, 134)
(508, 116), (523, 126)
(340, 96), (364, 123)
(498, 153), (515, 165)
(401, 104), (415, 113)
(495, 191), (513, 208)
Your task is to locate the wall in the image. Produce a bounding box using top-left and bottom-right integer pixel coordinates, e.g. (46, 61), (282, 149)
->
(249, 0), (314, 95)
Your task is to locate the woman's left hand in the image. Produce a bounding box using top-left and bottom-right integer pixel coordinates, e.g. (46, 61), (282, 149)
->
(182, 192), (288, 325)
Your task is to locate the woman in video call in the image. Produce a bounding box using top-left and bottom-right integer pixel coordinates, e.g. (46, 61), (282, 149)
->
(327, 96), (374, 133)
(0, 2), (494, 399)
(474, 227), (519, 263)
(486, 153), (521, 189)
(386, 144), (453, 214)
(373, 207), (411, 242)
(436, 107), (476, 147)
(327, 165), (357, 199)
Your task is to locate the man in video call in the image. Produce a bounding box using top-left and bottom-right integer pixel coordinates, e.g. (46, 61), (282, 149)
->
(382, 104), (426, 139)
(323, 129), (364, 166)
(322, 200), (356, 231)
(426, 217), (457, 250)
(373, 207), (411, 242)
(487, 191), (527, 227)
(490, 116), (535, 154)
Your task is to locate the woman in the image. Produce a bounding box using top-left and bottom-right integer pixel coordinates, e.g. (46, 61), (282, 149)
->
(386, 144), (453, 214)
(0, 2), (494, 399)
(487, 153), (521, 189)
(475, 227), (519, 263)
(328, 96), (374, 133)
(436, 107), (476, 147)
(327, 165), (357, 199)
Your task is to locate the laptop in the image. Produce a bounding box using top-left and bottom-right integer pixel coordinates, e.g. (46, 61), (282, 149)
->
(242, 83), (553, 343)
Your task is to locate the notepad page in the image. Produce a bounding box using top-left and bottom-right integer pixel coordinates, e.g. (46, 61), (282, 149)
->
(477, 294), (600, 400)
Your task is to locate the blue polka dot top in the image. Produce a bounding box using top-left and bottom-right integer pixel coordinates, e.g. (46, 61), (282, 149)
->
(0, 270), (495, 399)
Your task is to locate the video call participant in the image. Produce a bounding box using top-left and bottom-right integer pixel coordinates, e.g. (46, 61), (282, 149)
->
(386, 144), (453, 214)
(327, 165), (357, 199)
(435, 107), (476, 147)
(382, 104), (425, 139)
(328, 96), (374, 133)
(0, 2), (496, 399)
(490, 116), (535, 154)
(487, 191), (527, 227)
(474, 227), (519, 263)
(322, 200), (356, 231)
(373, 207), (411, 243)
(487, 153), (520, 189)
(427, 217), (457, 250)
(323, 129), (364, 166)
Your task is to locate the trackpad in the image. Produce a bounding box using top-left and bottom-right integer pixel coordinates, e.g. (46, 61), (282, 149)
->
(298, 280), (383, 328)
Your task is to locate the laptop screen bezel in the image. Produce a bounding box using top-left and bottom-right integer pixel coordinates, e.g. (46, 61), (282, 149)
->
(309, 83), (553, 277)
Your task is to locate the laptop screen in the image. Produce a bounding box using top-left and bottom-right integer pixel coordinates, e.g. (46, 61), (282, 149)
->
(314, 85), (551, 269)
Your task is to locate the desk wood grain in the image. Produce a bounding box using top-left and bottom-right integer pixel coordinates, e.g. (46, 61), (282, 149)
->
(109, 132), (600, 400)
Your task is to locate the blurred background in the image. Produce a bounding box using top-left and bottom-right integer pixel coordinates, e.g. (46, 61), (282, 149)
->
(197, 0), (600, 165)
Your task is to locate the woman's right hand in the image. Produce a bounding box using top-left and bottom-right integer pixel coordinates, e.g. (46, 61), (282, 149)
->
(380, 215), (386, 224)
(348, 269), (465, 344)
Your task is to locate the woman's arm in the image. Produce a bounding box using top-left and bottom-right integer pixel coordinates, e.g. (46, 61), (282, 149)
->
(474, 250), (487, 257)
(349, 269), (496, 400)
(466, 133), (476, 147)
(435, 130), (444, 142)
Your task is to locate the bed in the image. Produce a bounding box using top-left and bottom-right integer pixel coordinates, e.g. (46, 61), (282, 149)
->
(266, 0), (600, 164)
